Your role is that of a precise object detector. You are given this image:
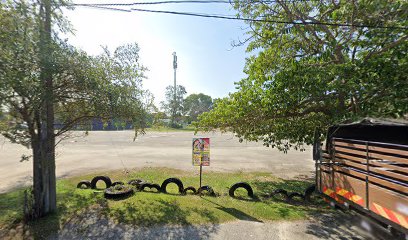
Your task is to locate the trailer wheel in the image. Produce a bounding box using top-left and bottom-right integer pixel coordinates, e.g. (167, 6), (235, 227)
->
(197, 186), (216, 197)
(140, 183), (161, 193)
(161, 178), (184, 194)
(90, 176), (112, 189)
(182, 186), (197, 195)
(229, 182), (254, 198)
(77, 180), (91, 189)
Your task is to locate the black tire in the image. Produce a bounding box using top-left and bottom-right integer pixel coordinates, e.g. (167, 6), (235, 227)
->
(77, 180), (91, 189)
(128, 179), (145, 190)
(90, 176), (112, 189)
(182, 186), (197, 195)
(271, 189), (289, 201)
(304, 185), (316, 202)
(160, 178), (184, 194)
(111, 181), (124, 187)
(104, 186), (134, 199)
(288, 192), (305, 202)
(140, 183), (161, 192)
(229, 182), (254, 198)
(197, 186), (216, 196)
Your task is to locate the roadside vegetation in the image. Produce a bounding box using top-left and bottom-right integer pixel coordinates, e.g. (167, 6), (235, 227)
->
(0, 168), (327, 239)
(146, 126), (196, 132)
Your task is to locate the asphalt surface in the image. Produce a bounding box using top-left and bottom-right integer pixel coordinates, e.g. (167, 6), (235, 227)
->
(0, 130), (314, 193)
(0, 131), (393, 240)
(45, 209), (389, 240)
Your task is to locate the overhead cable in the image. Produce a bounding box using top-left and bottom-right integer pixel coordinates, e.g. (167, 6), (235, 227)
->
(69, 3), (408, 30)
(128, 8), (408, 30)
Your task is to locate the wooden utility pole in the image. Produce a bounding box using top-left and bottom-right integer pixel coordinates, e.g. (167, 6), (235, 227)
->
(34, 0), (56, 218)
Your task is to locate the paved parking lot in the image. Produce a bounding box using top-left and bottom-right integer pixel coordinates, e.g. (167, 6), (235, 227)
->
(1, 130), (393, 240)
(0, 130), (314, 193)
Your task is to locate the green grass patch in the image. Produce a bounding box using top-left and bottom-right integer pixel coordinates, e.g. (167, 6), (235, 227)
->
(0, 168), (328, 239)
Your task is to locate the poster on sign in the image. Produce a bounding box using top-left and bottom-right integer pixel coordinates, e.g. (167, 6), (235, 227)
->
(192, 152), (201, 166)
(192, 138), (210, 166)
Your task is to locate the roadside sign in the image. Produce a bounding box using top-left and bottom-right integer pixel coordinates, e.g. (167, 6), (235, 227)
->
(192, 138), (210, 166)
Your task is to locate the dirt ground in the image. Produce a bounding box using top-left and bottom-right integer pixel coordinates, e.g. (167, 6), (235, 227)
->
(0, 130), (315, 193)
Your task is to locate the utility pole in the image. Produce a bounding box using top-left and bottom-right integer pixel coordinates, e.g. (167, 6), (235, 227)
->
(172, 52), (177, 125)
(35, 0), (56, 218)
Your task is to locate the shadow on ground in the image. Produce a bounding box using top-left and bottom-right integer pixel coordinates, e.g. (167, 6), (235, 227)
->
(305, 211), (393, 240)
(252, 179), (313, 196)
(201, 197), (263, 223)
(52, 198), (219, 240)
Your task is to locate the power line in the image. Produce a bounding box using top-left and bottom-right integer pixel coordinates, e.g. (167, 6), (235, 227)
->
(78, 4), (131, 12)
(72, 1), (231, 6)
(69, 3), (408, 30)
(128, 8), (408, 30)
(70, 0), (306, 6)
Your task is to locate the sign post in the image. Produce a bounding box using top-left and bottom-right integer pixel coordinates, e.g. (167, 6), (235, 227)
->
(192, 138), (210, 188)
(199, 165), (202, 188)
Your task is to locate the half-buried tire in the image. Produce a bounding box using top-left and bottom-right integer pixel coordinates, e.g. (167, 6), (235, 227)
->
(77, 180), (91, 189)
(229, 182), (254, 198)
(182, 186), (197, 195)
(197, 186), (216, 197)
(91, 176), (112, 189)
(271, 189), (289, 201)
(128, 179), (145, 190)
(304, 185), (316, 202)
(287, 192), (305, 202)
(111, 181), (124, 187)
(104, 185), (134, 199)
(140, 183), (161, 193)
(161, 178), (184, 194)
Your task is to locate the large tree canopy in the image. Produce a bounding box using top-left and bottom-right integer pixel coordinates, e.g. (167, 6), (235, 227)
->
(197, 0), (408, 152)
(184, 93), (213, 122)
(0, 0), (150, 218)
(160, 85), (187, 125)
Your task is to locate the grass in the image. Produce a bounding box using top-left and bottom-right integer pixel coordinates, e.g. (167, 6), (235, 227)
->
(0, 168), (328, 239)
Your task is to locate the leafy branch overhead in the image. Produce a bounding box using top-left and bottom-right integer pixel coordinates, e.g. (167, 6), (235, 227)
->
(196, 0), (408, 152)
(0, 2), (151, 144)
(0, 0), (152, 218)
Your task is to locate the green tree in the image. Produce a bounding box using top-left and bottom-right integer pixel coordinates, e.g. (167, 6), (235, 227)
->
(160, 85), (187, 126)
(197, 0), (408, 152)
(184, 93), (213, 122)
(152, 111), (168, 128)
(0, 0), (150, 218)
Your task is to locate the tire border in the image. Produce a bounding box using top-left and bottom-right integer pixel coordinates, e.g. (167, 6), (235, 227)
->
(160, 178), (184, 194)
(90, 176), (112, 189)
(229, 182), (255, 198)
(77, 180), (91, 189)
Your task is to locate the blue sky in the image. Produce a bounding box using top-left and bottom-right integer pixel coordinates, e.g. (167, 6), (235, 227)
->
(63, 1), (250, 107)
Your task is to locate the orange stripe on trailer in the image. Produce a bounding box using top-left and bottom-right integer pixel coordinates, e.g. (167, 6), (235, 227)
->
(322, 187), (344, 205)
(394, 213), (408, 229)
(350, 195), (364, 206)
(372, 202), (408, 229)
(343, 191), (353, 200)
(335, 187), (364, 206)
(323, 187), (334, 196)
